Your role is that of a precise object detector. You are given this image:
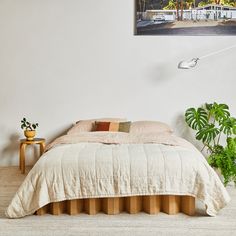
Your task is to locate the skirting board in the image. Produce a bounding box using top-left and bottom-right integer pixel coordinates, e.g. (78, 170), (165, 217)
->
(36, 195), (195, 216)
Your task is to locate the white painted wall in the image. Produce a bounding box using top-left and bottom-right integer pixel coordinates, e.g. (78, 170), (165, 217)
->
(0, 0), (235, 166)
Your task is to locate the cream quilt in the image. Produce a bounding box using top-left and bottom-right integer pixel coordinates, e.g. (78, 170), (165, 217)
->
(6, 132), (230, 218)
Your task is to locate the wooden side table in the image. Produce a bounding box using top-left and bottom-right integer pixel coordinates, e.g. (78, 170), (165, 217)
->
(19, 138), (46, 174)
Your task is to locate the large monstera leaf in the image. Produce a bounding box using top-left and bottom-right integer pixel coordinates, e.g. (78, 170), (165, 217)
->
(196, 124), (220, 144)
(219, 117), (236, 136)
(206, 102), (230, 122)
(185, 108), (208, 131)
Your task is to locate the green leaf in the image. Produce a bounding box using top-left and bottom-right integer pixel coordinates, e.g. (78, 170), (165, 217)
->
(32, 124), (36, 129)
(205, 103), (213, 111)
(207, 102), (230, 122)
(212, 145), (224, 154)
(23, 118), (26, 122)
(185, 107), (208, 130)
(226, 137), (236, 153)
(196, 124), (220, 144)
(219, 117), (236, 136)
(233, 126), (236, 135)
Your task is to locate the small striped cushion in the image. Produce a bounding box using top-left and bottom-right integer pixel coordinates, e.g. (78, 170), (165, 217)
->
(94, 121), (131, 133)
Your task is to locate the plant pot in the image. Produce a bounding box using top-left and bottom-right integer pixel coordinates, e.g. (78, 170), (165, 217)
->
(24, 130), (36, 141)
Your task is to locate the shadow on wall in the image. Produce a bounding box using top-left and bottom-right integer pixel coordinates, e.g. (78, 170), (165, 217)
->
(46, 124), (72, 144)
(0, 125), (72, 165)
(173, 113), (203, 152)
(147, 62), (176, 85)
(1, 133), (20, 165)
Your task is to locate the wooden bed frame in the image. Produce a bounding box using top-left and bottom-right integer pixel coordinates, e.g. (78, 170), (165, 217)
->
(36, 195), (195, 216)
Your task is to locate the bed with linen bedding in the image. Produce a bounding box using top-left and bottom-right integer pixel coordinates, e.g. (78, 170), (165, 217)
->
(5, 119), (230, 218)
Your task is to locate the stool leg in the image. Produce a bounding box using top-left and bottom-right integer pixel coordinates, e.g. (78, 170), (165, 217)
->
(19, 143), (23, 170)
(20, 143), (27, 174)
(39, 142), (45, 156)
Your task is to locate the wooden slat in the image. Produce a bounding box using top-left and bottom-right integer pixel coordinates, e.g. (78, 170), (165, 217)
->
(125, 196), (142, 214)
(67, 199), (77, 215)
(119, 197), (124, 212)
(102, 197), (121, 215)
(36, 204), (49, 215)
(162, 195), (180, 215)
(67, 199), (83, 215)
(181, 196), (195, 216)
(143, 195), (161, 214)
(69, 199), (83, 215)
(84, 198), (101, 215)
(50, 202), (63, 215)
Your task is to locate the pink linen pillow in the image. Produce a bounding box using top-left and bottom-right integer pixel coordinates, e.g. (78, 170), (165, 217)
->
(67, 118), (127, 134)
(129, 121), (173, 134)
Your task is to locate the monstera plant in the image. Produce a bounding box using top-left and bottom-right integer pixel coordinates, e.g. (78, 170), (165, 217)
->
(185, 102), (236, 186)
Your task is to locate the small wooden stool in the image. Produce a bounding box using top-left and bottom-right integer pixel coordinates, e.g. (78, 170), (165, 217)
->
(19, 138), (45, 174)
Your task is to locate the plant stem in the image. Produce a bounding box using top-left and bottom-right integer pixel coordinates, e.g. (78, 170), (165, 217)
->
(201, 145), (206, 152)
(204, 143), (214, 153)
(217, 132), (222, 145)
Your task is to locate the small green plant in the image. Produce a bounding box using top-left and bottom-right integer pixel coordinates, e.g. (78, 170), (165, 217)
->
(185, 102), (236, 186)
(21, 118), (39, 131)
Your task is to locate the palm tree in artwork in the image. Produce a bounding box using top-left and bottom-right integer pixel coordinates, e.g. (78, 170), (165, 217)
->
(164, 0), (177, 10)
(176, 0), (185, 21)
(137, 0), (149, 20)
(176, 0), (179, 20)
(179, 0), (195, 21)
(165, 0), (195, 21)
(137, 0), (149, 13)
(160, 0), (164, 9)
(180, 0), (184, 20)
(221, 0), (236, 6)
(185, 0), (194, 9)
(198, 0), (235, 6)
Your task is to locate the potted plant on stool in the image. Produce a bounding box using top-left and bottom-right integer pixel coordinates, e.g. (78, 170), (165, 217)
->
(21, 118), (39, 141)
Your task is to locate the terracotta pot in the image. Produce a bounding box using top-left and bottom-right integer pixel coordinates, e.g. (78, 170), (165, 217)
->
(24, 130), (36, 141)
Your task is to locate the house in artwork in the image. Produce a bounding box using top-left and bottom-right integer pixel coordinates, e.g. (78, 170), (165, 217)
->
(141, 4), (236, 23)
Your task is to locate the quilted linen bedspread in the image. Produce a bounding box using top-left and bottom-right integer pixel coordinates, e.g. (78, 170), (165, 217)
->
(6, 132), (230, 218)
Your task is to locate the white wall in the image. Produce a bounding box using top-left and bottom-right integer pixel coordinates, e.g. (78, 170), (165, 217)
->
(0, 0), (235, 166)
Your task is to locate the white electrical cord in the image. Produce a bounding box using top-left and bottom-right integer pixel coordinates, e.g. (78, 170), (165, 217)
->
(178, 44), (236, 69)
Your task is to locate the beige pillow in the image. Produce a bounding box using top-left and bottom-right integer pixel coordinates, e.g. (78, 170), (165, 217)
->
(67, 118), (127, 134)
(129, 121), (173, 134)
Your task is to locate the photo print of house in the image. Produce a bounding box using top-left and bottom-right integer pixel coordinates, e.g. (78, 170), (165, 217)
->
(136, 0), (236, 35)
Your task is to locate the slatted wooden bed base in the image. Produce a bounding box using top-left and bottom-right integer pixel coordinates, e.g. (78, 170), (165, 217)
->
(36, 195), (195, 216)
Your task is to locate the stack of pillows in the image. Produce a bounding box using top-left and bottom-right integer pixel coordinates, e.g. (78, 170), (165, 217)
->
(67, 118), (173, 135)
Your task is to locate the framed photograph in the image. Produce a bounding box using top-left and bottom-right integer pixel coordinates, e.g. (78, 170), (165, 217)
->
(135, 0), (236, 35)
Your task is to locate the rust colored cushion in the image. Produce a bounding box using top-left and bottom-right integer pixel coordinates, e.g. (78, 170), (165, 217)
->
(94, 121), (131, 133)
(95, 121), (110, 131)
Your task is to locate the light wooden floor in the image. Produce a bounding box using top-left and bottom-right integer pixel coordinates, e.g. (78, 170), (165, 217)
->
(0, 166), (236, 236)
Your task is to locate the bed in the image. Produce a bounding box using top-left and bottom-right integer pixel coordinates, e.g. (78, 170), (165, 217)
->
(5, 119), (230, 218)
